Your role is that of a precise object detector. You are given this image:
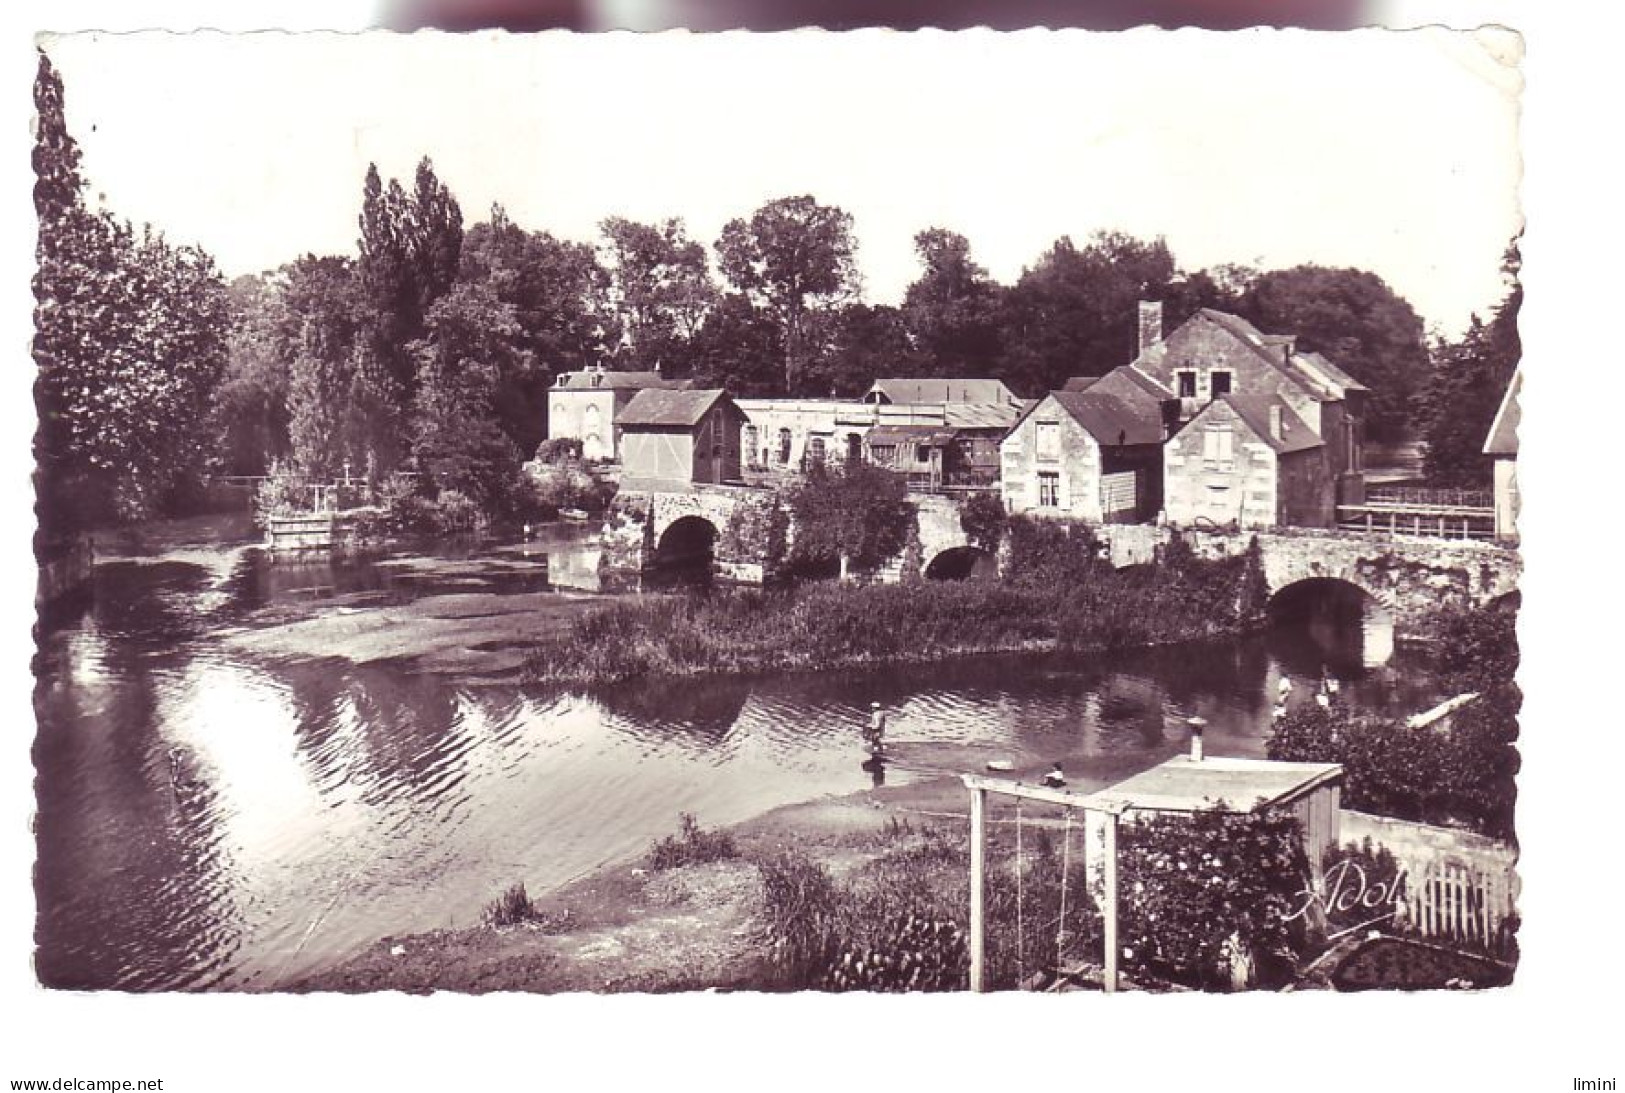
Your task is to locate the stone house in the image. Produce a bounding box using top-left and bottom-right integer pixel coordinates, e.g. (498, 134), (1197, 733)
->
(617, 389), (747, 486)
(734, 398), (876, 481)
(1483, 367), (1521, 543)
(1130, 303), (1368, 509)
(1162, 394), (1332, 529)
(1000, 386), (1165, 523)
(545, 365), (691, 461)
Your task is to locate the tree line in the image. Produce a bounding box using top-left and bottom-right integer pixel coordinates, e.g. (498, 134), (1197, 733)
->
(32, 50), (1519, 535)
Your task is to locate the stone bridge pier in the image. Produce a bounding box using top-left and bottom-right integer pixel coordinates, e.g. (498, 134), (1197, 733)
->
(601, 482), (787, 583)
(1177, 527), (1521, 627)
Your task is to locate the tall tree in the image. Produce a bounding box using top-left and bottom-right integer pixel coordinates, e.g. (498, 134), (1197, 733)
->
(807, 303), (916, 398)
(33, 51), (230, 528)
(459, 207), (617, 456)
(599, 215), (716, 373)
(282, 256), (389, 479)
(357, 157), (464, 405)
(998, 231), (1177, 395)
(211, 273), (295, 476)
(1422, 245), (1521, 486)
(410, 280), (527, 512)
(1235, 266), (1430, 442)
(715, 195), (859, 392)
(686, 294), (783, 397)
(901, 228), (1003, 377)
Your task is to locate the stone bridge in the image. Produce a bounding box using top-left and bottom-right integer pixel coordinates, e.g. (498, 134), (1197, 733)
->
(601, 482), (1521, 626)
(602, 480), (786, 582)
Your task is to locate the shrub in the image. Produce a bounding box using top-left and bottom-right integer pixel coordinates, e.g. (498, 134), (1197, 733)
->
(1117, 807), (1313, 991)
(648, 813), (738, 872)
(785, 462), (914, 574)
(534, 437), (584, 465)
(252, 460), (313, 524)
(959, 491), (1008, 555)
(1267, 698), (1517, 839)
(482, 882), (543, 927)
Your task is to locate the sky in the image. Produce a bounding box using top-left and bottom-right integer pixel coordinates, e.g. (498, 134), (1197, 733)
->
(41, 27), (1522, 336)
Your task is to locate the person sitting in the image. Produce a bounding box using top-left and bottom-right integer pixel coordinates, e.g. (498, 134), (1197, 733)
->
(1041, 762), (1066, 788)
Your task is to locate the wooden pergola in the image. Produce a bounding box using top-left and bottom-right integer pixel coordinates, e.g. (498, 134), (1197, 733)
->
(961, 751), (1343, 993)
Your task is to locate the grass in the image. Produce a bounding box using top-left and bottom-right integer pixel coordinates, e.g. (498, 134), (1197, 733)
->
(648, 813), (739, 872)
(523, 551), (1261, 687)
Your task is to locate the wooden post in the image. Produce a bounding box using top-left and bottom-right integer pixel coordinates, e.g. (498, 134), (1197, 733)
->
(969, 786), (987, 993)
(1101, 810), (1119, 994)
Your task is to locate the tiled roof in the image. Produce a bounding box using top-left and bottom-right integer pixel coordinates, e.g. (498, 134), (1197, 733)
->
(1483, 368), (1521, 456)
(1049, 390), (1165, 447)
(618, 388), (731, 428)
(1220, 395), (1324, 454)
(554, 369), (691, 391)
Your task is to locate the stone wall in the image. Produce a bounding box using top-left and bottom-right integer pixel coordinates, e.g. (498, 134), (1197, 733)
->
(1164, 399), (1279, 529)
(1000, 395), (1103, 521)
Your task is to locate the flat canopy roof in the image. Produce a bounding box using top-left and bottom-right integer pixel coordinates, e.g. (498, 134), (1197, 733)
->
(1093, 756), (1342, 814)
(963, 755), (1341, 815)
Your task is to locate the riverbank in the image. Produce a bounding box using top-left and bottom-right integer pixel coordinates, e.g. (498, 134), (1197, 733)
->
(523, 548), (1266, 687)
(286, 764), (991, 993)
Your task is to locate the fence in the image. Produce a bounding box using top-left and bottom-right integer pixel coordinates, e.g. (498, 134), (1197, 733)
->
(1368, 485), (1493, 509)
(1340, 810), (1519, 956)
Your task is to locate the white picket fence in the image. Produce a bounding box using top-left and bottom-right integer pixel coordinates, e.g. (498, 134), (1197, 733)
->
(1339, 810), (1520, 955)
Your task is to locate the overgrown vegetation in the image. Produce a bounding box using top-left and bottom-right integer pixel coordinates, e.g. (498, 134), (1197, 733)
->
(1267, 602), (1519, 839)
(755, 822), (1098, 992)
(524, 536), (1265, 686)
(647, 813), (738, 872)
(1117, 808), (1312, 991)
(784, 462), (914, 576)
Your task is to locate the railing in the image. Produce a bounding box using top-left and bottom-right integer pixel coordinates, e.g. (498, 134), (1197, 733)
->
(1337, 505), (1497, 541)
(1368, 485), (1492, 509)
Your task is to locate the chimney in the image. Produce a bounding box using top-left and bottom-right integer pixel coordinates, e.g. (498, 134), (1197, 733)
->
(1187, 717), (1207, 762)
(1137, 300), (1164, 355)
(1269, 404), (1284, 441)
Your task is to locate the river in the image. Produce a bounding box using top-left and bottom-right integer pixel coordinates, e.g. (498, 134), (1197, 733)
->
(31, 512), (1445, 991)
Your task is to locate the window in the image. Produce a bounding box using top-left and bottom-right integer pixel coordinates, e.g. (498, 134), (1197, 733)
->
(1209, 371), (1232, 397)
(916, 444), (932, 464)
(1203, 424), (1234, 465)
(870, 444), (896, 465)
(807, 435), (827, 466)
(742, 425), (759, 462)
(1035, 421), (1060, 462)
(1177, 371), (1198, 398)
(1038, 471), (1060, 507)
(778, 428), (793, 465)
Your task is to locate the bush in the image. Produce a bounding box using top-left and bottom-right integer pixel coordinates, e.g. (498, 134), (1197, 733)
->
(785, 462), (914, 574)
(1117, 807), (1312, 991)
(959, 491), (1008, 555)
(482, 882), (543, 927)
(534, 437), (584, 465)
(1267, 696), (1517, 839)
(252, 460), (312, 524)
(648, 813), (738, 872)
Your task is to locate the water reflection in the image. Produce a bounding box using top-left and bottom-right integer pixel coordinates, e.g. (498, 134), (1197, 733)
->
(33, 516), (1443, 991)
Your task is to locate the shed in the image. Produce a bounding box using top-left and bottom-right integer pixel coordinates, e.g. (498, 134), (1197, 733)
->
(618, 388), (746, 485)
(1092, 754), (1344, 880)
(1483, 367), (1521, 543)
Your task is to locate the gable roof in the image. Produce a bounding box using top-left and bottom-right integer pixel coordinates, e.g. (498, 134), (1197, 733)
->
(1047, 390), (1165, 447)
(618, 388), (733, 428)
(1140, 309), (1362, 403)
(867, 378), (1018, 405)
(1483, 368), (1522, 456)
(1214, 394), (1324, 454)
(555, 369), (690, 392)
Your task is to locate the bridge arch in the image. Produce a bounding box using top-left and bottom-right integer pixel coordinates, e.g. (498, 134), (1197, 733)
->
(923, 545), (995, 581)
(654, 515), (718, 570)
(1267, 576), (1396, 669)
